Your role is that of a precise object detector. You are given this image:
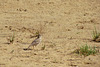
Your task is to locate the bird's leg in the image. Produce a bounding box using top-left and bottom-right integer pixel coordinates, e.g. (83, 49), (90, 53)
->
(32, 46), (34, 50)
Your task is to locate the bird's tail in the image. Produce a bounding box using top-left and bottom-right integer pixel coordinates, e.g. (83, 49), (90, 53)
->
(27, 44), (32, 49)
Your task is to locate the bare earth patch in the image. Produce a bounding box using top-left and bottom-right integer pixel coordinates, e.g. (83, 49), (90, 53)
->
(0, 0), (100, 67)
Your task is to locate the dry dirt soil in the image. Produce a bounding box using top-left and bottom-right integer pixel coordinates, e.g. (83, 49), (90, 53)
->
(0, 0), (100, 67)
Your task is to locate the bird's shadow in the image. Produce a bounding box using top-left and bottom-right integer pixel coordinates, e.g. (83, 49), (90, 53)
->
(23, 48), (33, 50)
(23, 48), (40, 51)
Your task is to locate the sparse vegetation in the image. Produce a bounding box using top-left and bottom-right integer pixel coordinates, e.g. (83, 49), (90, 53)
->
(41, 45), (45, 50)
(92, 27), (100, 41)
(74, 44), (98, 56)
(7, 32), (15, 44)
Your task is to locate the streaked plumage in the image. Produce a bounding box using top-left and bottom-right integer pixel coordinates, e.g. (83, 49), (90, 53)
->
(27, 34), (42, 49)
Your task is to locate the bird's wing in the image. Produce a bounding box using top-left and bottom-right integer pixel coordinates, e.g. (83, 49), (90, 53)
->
(31, 38), (39, 45)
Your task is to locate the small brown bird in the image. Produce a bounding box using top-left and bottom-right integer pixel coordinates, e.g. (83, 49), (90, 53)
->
(27, 34), (42, 49)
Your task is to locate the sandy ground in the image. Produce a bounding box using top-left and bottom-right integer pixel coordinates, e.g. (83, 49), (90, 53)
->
(0, 0), (100, 67)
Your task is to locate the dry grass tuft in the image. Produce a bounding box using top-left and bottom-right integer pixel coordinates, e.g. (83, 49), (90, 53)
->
(74, 44), (98, 56)
(7, 32), (15, 44)
(92, 27), (100, 42)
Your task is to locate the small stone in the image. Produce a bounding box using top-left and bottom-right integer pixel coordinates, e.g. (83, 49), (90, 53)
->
(5, 26), (8, 28)
(66, 29), (71, 31)
(37, 3), (40, 5)
(77, 26), (84, 29)
(24, 9), (27, 12)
